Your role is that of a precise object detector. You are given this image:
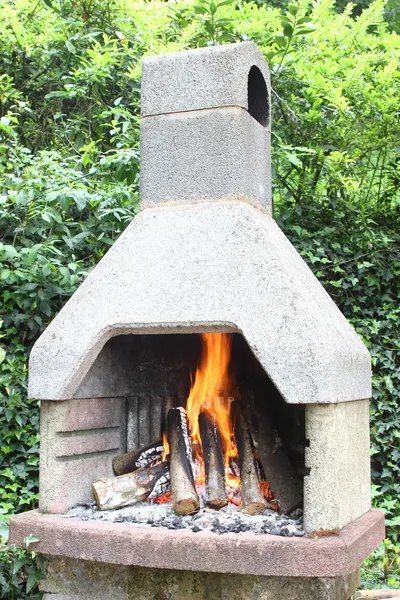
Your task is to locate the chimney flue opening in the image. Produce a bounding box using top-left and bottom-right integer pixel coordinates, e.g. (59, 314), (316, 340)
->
(247, 65), (269, 127)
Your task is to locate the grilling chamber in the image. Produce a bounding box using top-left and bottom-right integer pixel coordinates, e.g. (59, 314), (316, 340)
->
(10, 42), (384, 600)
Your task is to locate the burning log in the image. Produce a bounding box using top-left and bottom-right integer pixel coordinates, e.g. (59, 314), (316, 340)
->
(92, 462), (170, 511)
(199, 412), (228, 509)
(231, 400), (266, 515)
(162, 396), (176, 433)
(167, 406), (200, 515)
(242, 387), (302, 515)
(160, 395), (177, 461)
(112, 440), (163, 476)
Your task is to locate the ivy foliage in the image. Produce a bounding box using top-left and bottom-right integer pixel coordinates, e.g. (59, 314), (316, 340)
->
(0, 0), (399, 595)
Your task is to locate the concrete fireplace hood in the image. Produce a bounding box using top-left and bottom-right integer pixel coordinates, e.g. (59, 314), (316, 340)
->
(28, 45), (370, 405)
(29, 200), (371, 404)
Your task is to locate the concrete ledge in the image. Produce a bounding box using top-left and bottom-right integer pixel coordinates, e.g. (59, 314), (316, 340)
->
(9, 509), (384, 578)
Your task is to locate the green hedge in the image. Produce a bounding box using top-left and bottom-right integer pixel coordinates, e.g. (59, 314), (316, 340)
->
(0, 0), (399, 595)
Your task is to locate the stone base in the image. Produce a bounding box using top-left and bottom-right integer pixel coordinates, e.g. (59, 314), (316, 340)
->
(41, 556), (360, 600)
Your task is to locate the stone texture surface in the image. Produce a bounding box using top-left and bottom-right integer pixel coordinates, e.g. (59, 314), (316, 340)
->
(140, 107), (271, 211)
(141, 41), (270, 118)
(74, 336), (133, 398)
(28, 201), (371, 404)
(74, 333), (190, 402)
(40, 556), (360, 600)
(304, 399), (371, 532)
(9, 509), (385, 577)
(39, 398), (126, 513)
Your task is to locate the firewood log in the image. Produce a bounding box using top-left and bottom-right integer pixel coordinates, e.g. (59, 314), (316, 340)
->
(160, 396), (177, 462)
(242, 386), (302, 515)
(354, 592), (400, 600)
(112, 440), (163, 476)
(92, 462), (169, 511)
(199, 412), (228, 509)
(231, 400), (266, 515)
(162, 397), (177, 437)
(167, 407), (200, 515)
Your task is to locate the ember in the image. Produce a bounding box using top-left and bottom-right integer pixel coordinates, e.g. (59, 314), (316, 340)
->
(154, 491), (172, 505)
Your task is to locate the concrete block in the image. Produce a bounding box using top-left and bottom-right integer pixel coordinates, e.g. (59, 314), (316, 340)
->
(140, 107), (271, 211)
(39, 398), (126, 513)
(41, 556), (360, 600)
(141, 41), (270, 118)
(304, 399), (371, 532)
(9, 509), (385, 577)
(28, 202), (371, 405)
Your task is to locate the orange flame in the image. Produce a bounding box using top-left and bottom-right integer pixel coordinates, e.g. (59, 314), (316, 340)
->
(162, 430), (169, 462)
(186, 333), (236, 464)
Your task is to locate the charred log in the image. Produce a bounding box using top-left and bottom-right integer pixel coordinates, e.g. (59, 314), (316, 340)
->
(112, 440), (163, 476)
(92, 462), (170, 511)
(162, 396), (177, 428)
(199, 412), (228, 509)
(242, 386), (302, 515)
(231, 400), (266, 515)
(167, 407), (200, 515)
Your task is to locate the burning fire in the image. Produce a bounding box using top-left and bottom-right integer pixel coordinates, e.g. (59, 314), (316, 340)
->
(157, 332), (275, 510)
(186, 333), (236, 464)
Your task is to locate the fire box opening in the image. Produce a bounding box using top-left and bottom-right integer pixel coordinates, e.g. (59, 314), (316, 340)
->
(82, 332), (305, 518)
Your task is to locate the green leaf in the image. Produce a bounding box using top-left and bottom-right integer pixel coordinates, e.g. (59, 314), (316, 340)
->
(283, 23), (293, 38)
(204, 21), (215, 36)
(24, 534), (40, 548)
(0, 521), (9, 541)
(4, 245), (18, 259)
(65, 40), (76, 54)
(285, 152), (302, 167)
(26, 245), (42, 265)
(297, 16), (312, 25)
(26, 570), (40, 593)
(41, 212), (52, 223)
(1, 269), (11, 280)
(294, 25), (317, 36)
(71, 190), (87, 211)
(274, 35), (288, 48)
